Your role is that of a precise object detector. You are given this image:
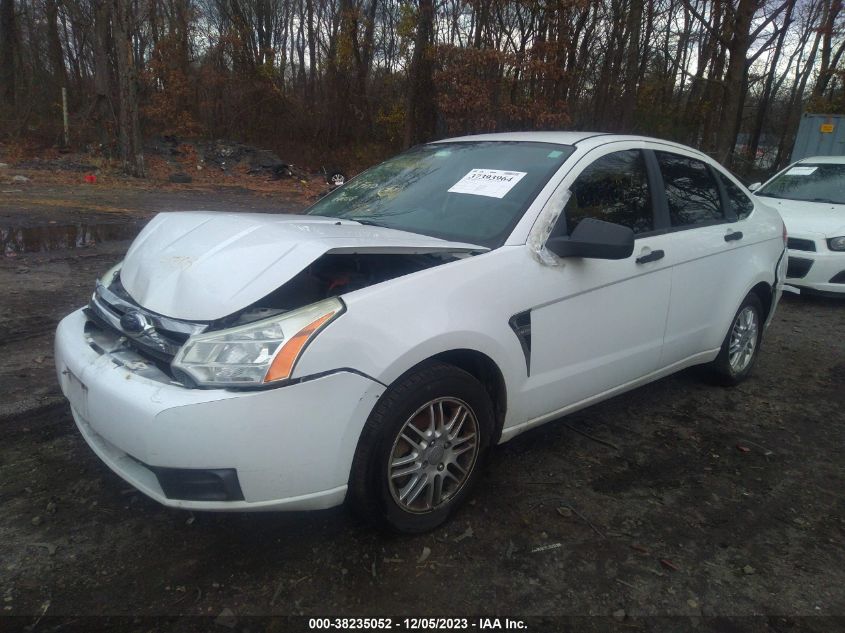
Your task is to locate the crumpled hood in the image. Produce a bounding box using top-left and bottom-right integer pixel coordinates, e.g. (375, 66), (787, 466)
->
(120, 211), (486, 321)
(758, 197), (845, 237)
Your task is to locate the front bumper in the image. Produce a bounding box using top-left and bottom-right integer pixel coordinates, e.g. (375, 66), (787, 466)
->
(785, 240), (845, 295)
(55, 309), (385, 511)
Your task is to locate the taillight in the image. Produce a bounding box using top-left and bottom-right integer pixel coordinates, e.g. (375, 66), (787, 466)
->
(782, 222), (788, 247)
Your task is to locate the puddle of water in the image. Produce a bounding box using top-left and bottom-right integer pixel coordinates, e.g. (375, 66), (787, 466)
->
(2, 222), (141, 257)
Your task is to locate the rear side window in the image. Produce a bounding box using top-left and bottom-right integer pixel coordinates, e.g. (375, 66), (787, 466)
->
(656, 152), (724, 227)
(717, 172), (754, 220)
(562, 149), (654, 235)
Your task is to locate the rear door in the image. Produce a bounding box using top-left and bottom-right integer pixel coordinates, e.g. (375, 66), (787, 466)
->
(652, 149), (751, 367)
(520, 145), (673, 421)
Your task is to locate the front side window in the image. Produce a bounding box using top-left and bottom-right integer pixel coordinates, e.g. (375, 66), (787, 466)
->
(561, 149), (654, 235)
(306, 142), (574, 247)
(756, 163), (845, 204)
(717, 172), (754, 220)
(656, 152), (724, 227)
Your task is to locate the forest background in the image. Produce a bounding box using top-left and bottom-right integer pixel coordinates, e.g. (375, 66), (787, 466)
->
(0, 0), (842, 178)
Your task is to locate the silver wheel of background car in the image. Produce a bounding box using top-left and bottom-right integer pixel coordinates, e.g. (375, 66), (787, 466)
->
(728, 306), (759, 373)
(387, 397), (479, 514)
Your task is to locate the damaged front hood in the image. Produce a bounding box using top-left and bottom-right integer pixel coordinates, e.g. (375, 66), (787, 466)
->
(120, 212), (486, 321)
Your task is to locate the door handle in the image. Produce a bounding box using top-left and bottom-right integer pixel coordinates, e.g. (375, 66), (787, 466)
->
(636, 249), (665, 264)
(724, 231), (743, 242)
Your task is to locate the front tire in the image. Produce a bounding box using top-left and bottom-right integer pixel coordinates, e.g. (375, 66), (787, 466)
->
(348, 362), (494, 533)
(709, 292), (764, 386)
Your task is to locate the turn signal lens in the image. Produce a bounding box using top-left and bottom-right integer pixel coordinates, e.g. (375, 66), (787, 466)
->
(264, 312), (335, 383)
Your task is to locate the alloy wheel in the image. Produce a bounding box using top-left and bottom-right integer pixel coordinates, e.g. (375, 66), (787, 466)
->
(728, 306), (759, 373)
(387, 397), (479, 513)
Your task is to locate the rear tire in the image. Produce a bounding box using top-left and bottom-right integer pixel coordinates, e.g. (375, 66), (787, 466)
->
(708, 292), (764, 386)
(347, 362), (493, 533)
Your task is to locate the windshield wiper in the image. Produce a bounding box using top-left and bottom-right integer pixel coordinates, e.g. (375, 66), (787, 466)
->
(810, 197), (840, 204)
(755, 192), (786, 199)
(353, 218), (387, 227)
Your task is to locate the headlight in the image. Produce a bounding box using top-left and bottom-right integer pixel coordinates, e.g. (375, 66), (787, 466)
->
(828, 236), (845, 251)
(172, 297), (343, 387)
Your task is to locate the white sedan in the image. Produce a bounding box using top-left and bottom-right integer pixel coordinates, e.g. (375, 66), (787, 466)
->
(751, 155), (845, 295)
(55, 132), (787, 532)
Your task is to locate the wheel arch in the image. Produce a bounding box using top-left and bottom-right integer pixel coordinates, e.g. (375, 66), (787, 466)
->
(429, 349), (508, 444)
(346, 348), (510, 530)
(749, 281), (774, 323)
(373, 348), (509, 445)
(715, 266), (775, 345)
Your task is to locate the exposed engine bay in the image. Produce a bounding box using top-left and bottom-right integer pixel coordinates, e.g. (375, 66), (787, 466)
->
(223, 252), (456, 327)
(85, 252), (460, 382)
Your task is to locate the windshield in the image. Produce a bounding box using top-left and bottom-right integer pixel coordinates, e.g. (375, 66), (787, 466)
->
(757, 163), (845, 204)
(306, 141), (574, 247)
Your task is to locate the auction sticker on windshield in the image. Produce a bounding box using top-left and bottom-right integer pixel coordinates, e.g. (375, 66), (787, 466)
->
(448, 169), (527, 198)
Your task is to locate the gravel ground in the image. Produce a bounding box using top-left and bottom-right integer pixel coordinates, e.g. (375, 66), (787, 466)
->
(0, 185), (843, 633)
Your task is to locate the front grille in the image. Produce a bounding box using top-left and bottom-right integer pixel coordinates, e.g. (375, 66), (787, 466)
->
(787, 237), (816, 252)
(87, 276), (206, 364)
(83, 319), (179, 383)
(786, 257), (814, 279)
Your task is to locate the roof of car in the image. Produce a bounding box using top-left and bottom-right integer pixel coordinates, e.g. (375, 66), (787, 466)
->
(797, 155), (845, 165)
(435, 131), (710, 155)
(436, 131), (610, 145)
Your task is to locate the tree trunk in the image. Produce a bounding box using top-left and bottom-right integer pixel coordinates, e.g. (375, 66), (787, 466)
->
(113, 0), (145, 176)
(358, 0), (378, 94)
(404, 0), (436, 147)
(776, 15), (824, 168)
(811, 0), (842, 98)
(747, 0), (794, 163)
(306, 0), (315, 102)
(684, 0), (721, 144)
(0, 0), (15, 108)
(592, 0), (623, 127)
(93, 0), (113, 148)
(714, 0), (757, 164)
(46, 0), (67, 91)
(620, 0), (644, 131)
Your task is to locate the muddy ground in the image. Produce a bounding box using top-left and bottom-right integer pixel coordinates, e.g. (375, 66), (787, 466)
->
(0, 181), (844, 632)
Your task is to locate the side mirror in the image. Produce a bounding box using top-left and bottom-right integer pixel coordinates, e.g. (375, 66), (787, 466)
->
(748, 182), (762, 192)
(546, 218), (635, 260)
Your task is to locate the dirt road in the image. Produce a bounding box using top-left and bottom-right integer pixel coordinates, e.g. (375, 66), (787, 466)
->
(1, 184), (843, 632)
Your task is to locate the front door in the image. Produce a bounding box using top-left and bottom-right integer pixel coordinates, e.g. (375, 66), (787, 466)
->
(519, 146), (672, 423)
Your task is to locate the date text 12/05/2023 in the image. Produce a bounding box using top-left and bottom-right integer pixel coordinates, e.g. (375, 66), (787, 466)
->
(307, 617), (528, 630)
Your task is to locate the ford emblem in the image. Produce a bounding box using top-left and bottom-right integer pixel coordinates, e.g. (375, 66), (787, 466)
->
(120, 311), (149, 334)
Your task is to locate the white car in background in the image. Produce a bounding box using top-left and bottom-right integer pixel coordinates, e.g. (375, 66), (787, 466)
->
(56, 133), (787, 533)
(751, 156), (845, 295)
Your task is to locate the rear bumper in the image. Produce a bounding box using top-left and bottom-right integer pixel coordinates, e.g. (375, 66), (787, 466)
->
(766, 247), (788, 328)
(55, 309), (385, 511)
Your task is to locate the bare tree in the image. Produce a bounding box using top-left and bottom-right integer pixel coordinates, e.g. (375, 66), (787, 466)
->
(113, 0), (145, 175)
(1, 0), (843, 175)
(0, 0), (15, 108)
(404, 0), (436, 146)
